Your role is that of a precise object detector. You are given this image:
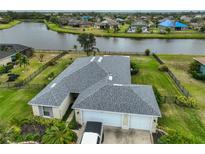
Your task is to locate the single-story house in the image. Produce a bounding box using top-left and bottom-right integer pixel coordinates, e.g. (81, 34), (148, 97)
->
(28, 56), (161, 132)
(193, 57), (205, 75)
(97, 18), (119, 29)
(158, 19), (188, 30)
(0, 44), (33, 65)
(116, 18), (125, 24)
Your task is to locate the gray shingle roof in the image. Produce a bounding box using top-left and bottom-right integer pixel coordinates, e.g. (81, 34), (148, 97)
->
(28, 56), (131, 106)
(0, 44), (31, 59)
(72, 84), (161, 116)
(29, 55), (161, 117)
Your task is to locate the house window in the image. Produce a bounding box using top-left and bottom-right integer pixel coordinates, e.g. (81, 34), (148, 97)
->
(42, 106), (53, 117)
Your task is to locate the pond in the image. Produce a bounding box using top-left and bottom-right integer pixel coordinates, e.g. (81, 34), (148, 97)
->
(0, 22), (205, 54)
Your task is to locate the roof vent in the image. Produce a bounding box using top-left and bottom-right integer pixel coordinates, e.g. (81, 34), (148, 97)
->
(51, 83), (56, 88)
(90, 57), (95, 62)
(113, 84), (123, 86)
(98, 57), (103, 62)
(108, 75), (113, 81)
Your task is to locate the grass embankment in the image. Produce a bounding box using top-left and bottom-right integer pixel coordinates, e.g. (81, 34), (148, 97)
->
(0, 20), (21, 30)
(158, 54), (205, 142)
(44, 20), (205, 39)
(0, 52), (58, 84)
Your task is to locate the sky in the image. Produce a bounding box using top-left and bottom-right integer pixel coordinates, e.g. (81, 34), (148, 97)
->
(0, 0), (204, 10)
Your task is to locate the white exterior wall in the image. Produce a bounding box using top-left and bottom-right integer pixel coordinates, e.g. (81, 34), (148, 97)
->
(0, 57), (12, 65)
(77, 109), (159, 132)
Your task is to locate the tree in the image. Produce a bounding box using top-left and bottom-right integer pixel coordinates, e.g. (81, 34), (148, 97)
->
(165, 27), (171, 34)
(39, 53), (45, 62)
(42, 123), (77, 144)
(145, 49), (150, 56)
(19, 55), (29, 67)
(77, 33), (96, 56)
(73, 45), (77, 51)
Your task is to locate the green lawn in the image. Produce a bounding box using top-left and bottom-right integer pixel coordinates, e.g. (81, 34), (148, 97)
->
(45, 20), (205, 39)
(0, 88), (40, 123)
(0, 20), (21, 30)
(158, 54), (205, 142)
(131, 56), (180, 96)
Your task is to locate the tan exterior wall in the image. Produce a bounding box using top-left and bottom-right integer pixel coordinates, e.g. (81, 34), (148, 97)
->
(0, 57), (12, 65)
(32, 105), (40, 116)
(75, 109), (82, 124)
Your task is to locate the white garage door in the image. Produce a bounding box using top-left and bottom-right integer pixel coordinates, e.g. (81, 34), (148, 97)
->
(82, 110), (122, 127)
(130, 115), (152, 130)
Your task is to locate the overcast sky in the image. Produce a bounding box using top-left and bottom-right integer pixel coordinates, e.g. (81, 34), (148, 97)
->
(0, 0), (204, 10)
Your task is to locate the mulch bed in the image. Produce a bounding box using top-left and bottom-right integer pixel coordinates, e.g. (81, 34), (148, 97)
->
(21, 123), (46, 136)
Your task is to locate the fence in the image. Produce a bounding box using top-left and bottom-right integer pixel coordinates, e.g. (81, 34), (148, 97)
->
(0, 51), (67, 88)
(161, 95), (177, 104)
(153, 53), (191, 97)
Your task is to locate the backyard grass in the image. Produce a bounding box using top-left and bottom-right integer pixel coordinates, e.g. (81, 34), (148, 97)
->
(45, 20), (205, 39)
(131, 56), (180, 96)
(158, 54), (205, 142)
(0, 87), (40, 123)
(0, 20), (21, 30)
(0, 52), (58, 84)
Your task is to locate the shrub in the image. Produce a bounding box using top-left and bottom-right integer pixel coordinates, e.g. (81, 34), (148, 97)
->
(47, 72), (55, 80)
(68, 114), (78, 130)
(153, 86), (162, 106)
(130, 61), (139, 75)
(42, 123), (77, 144)
(145, 49), (150, 56)
(158, 64), (169, 72)
(176, 95), (197, 108)
(158, 129), (202, 144)
(188, 61), (205, 80)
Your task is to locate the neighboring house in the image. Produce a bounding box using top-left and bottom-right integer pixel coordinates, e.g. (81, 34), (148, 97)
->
(28, 56), (161, 132)
(67, 19), (94, 27)
(128, 20), (148, 33)
(116, 18), (125, 24)
(158, 19), (188, 30)
(97, 18), (119, 29)
(0, 44), (33, 65)
(193, 57), (205, 75)
(180, 15), (192, 23)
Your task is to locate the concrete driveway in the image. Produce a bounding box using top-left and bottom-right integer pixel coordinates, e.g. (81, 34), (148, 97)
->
(103, 126), (152, 144)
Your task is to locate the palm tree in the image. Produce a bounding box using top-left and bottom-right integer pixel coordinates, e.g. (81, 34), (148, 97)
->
(42, 123), (77, 144)
(19, 55), (29, 67)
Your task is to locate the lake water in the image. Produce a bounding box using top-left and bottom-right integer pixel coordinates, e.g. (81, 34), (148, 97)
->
(0, 22), (205, 54)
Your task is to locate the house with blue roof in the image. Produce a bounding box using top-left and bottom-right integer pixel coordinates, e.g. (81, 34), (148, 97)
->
(159, 19), (188, 30)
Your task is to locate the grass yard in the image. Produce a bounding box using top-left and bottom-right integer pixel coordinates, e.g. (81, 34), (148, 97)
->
(0, 20), (21, 30)
(131, 56), (180, 96)
(158, 54), (205, 142)
(30, 52), (86, 85)
(0, 52), (58, 84)
(0, 88), (40, 123)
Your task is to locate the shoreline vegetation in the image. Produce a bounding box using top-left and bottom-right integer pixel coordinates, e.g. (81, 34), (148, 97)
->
(44, 20), (205, 39)
(0, 20), (21, 30)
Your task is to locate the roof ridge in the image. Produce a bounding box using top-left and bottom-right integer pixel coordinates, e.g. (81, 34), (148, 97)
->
(74, 77), (109, 104)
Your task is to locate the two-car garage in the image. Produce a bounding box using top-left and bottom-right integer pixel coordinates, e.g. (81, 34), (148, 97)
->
(80, 110), (157, 132)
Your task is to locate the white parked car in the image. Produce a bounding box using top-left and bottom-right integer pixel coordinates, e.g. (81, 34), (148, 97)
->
(81, 121), (104, 144)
